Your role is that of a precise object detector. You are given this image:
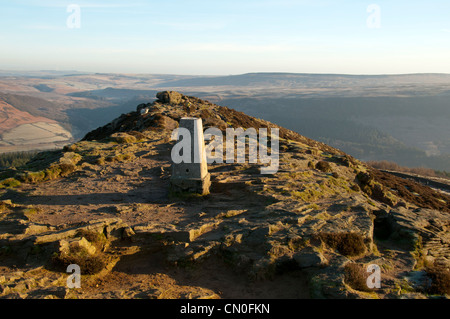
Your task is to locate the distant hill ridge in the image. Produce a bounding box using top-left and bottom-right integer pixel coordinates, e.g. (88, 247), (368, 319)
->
(153, 72), (450, 88)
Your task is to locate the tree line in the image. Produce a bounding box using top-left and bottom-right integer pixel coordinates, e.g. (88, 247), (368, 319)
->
(0, 151), (40, 168)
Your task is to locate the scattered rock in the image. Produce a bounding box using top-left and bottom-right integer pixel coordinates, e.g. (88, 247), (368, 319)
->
(59, 237), (97, 256)
(315, 161), (333, 173)
(156, 91), (184, 105)
(293, 247), (328, 268)
(110, 132), (137, 144)
(122, 227), (135, 240)
(24, 223), (54, 235)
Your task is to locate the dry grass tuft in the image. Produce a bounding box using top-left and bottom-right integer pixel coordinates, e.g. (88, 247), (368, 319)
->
(344, 263), (372, 292)
(425, 266), (450, 295)
(52, 247), (106, 275)
(51, 230), (109, 275)
(316, 232), (366, 257)
(315, 161), (333, 173)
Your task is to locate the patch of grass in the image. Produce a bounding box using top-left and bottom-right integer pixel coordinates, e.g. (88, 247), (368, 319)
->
(371, 243), (381, 256)
(44, 166), (62, 180)
(105, 153), (135, 163)
(284, 171), (313, 181)
(380, 263), (393, 272)
(290, 177), (354, 203)
(15, 151), (81, 184)
(51, 231), (109, 275)
(0, 178), (21, 189)
(291, 186), (323, 202)
(18, 162), (78, 184)
(0, 199), (13, 211)
(63, 144), (78, 152)
(287, 237), (309, 251)
(307, 203), (320, 210)
(109, 133), (137, 144)
(51, 246), (106, 275)
(316, 232), (366, 257)
(344, 263), (372, 292)
(425, 266), (450, 295)
(268, 222), (284, 235)
(95, 157), (106, 165)
(315, 161), (333, 173)
(327, 176), (346, 187)
(23, 207), (38, 215)
(410, 235), (426, 270)
(315, 212), (331, 220)
(367, 199), (377, 207)
(19, 171), (46, 183)
(324, 176), (353, 194)
(394, 278), (416, 295)
(58, 163), (77, 177)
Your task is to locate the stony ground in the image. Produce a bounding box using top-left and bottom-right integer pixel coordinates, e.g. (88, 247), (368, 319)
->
(0, 91), (449, 299)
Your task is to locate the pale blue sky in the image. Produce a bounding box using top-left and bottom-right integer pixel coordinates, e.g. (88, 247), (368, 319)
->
(1, 0), (449, 75)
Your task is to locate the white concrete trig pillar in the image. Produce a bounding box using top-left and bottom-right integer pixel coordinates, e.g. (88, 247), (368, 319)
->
(170, 117), (211, 195)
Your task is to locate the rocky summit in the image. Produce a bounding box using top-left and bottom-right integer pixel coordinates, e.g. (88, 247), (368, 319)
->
(0, 91), (449, 299)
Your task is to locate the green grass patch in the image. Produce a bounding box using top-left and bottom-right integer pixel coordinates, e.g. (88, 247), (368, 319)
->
(0, 178), (21, 189)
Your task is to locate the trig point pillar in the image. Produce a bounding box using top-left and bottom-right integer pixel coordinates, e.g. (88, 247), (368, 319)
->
(170, 117), (211, 195)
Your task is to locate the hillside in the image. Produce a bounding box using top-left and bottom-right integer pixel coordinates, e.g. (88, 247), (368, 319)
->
(0, 91), (449, 299)
(219, 96), (450, 170)
(0, 97), (73, 154)
(1, 72), (449, 171)
(0, 100), (55, 135)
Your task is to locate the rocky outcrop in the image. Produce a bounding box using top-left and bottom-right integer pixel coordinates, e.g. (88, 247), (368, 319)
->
(1, 91), (449, 299)
(156, 91), (184, 105)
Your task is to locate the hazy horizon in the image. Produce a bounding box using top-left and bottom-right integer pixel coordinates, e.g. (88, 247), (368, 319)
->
(2, 69), (450, 77)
